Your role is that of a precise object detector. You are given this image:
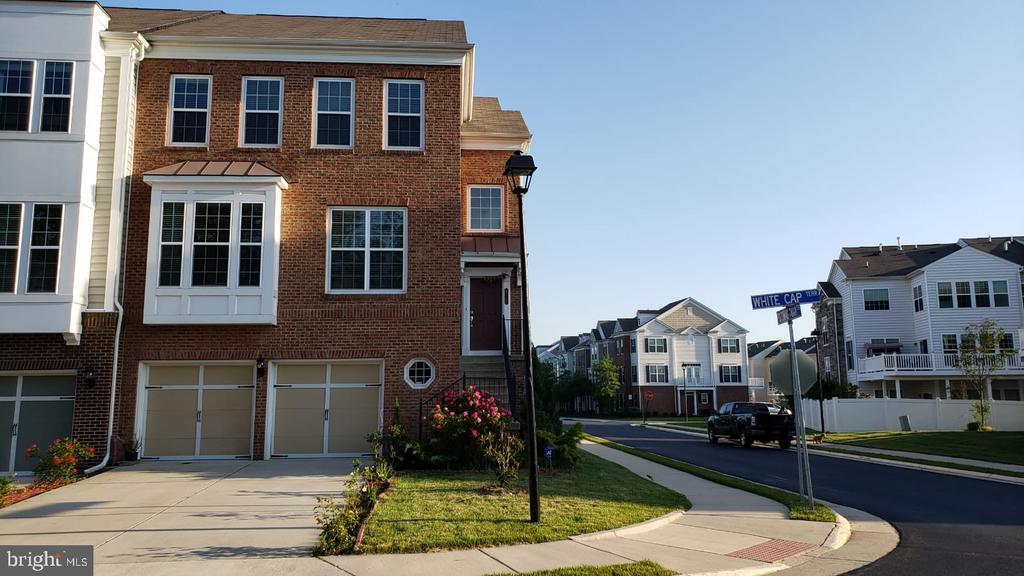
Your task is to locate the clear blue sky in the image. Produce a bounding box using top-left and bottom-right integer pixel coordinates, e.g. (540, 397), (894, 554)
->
(113, 0), (1024, 345)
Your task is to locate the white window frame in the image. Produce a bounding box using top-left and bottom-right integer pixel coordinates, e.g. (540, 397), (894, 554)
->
(646, 364), (668, 383)
(190, 201), (233, 288)
(645, 337), (667, 354)
(466, 186), (504, 232)
(720, 337), (740, 354)
(25, 203), (63, 294)
(720, 364), (741, 383)
(403, 358), (435, 390)
(0, 203), (24, 294)
(167, 74), (211, 146)
(938, 281), (954, 308)
(325, 207), (408, 295)
(39, 60), (73, 133)
(913, 284), (924, 312)
(863, 288), (890, 311)
(954, 281), (973, 308)
(237, 202), (265, 288)
(312, 77), (355, 149)
(157, 201), (184, 288)
(0, 59), (35, 132)
(240, 76), (284, 148)
(993, 280), (1010, 307)
(383, 79), (424, 151)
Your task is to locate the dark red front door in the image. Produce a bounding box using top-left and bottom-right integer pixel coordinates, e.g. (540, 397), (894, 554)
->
(470, 277), (502, 351)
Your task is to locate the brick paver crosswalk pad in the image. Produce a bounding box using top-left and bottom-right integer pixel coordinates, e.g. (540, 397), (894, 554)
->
(726, 539), (817, 563)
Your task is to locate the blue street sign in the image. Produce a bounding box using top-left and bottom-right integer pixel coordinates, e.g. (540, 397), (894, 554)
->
(543, 445), (554, 463)
(751, 289), (820, 310)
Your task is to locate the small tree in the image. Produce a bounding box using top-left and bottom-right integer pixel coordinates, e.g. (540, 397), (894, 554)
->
(593, 357), (620, 414)
(956, 320), (1016, 429)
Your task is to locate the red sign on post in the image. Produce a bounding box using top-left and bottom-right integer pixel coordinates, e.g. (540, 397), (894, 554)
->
(644, 391), (654, 401)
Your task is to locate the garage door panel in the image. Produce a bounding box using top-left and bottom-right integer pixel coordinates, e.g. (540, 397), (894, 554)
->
(199, 389), (252, 456)
(149, 366), (200, 386)
(277, 365), (326, 386)
(204, 365), (253, 386)
(274, 388), (324, 454)
(330, 363), (381, 385)
(0, 401), (13, 472)
(21, 375), (76, 397)
(0, 376), (16, 396)
(16, 400), (74, 471)
(145, 389), (198, 457)
(328, 387), (379, 454)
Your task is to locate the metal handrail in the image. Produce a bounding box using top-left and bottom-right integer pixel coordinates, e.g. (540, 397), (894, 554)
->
(501, 314), (519, 417)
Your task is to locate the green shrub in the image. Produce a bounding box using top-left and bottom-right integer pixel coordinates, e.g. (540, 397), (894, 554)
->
(24, 437), (95, 484)
(966, 421), (981, 432)
(313, 457), (394, 555)
(537, 422), (584, 469)
(368, 408), (426, 470)
(482, 431), (524, 488)
(0, 475), (15, 505)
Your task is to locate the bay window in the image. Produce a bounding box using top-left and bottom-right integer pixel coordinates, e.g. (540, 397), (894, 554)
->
(0, 204), (22, 292)
(0, 60), (33, 131)
(0, 202), (63, 295)
(328, 207), (407, 293)
(40, 62), (73, 132)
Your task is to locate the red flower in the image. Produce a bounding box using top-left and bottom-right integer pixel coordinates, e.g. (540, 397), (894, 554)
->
(470, 429), (479, 438)
(67, 457), (76, 464)
(53, 457), (62, 465)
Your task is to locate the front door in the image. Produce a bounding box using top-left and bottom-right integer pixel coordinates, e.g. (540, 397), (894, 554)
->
(470, 277), (502, 351)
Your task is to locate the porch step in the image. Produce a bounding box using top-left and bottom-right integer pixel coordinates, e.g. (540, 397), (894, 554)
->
(460, 355), (507, 378)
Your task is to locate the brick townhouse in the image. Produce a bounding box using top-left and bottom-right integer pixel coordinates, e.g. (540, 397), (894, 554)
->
(0, 1), (532, 472)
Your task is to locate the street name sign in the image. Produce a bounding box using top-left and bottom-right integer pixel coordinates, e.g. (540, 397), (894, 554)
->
(750, 289), (820, 310)
(776, 304), (802, 325)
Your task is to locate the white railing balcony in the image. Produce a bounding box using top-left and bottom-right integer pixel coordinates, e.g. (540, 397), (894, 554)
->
(677, 378), (707, 388)
(860, 353), (1023, 375)
(749, 377), (765, 389)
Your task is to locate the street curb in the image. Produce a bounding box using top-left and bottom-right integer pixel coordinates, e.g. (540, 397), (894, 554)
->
(570, 510), (685, 542)
(807, 446), (1024, 486)
(822, 511), (851, 549)
(644, 423), (708, 438)
(684, 565), (789, 576)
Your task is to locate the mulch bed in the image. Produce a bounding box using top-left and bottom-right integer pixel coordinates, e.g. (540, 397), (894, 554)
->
(1, 480), (76, 508)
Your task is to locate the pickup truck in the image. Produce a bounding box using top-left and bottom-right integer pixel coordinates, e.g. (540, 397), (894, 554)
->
(707, 402), (795, 449)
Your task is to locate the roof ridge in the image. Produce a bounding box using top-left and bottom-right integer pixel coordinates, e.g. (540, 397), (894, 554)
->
(134, 9), (223, 34)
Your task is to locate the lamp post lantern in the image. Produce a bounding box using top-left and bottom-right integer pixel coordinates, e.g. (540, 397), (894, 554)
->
(503, 150), (540, 523)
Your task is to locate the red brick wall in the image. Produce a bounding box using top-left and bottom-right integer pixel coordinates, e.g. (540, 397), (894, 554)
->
(0, 312), (119, 466)
(120, 59), (466, 458)
(460, 149), (521, 236)
(715, 385), (750, 407)
(637, 385), (676, 415)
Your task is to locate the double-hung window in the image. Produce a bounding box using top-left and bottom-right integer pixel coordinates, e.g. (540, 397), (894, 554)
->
(468, 186), (502, 231)
(942, 334), (959, 354)
(27, 204), (62, 293)
(845, 340), (854, 370)
(191, 202), (231, 287)
(999, 333), (1015, 352)
(328, 207), (406, 293)
(0, 60), (33, 131)
(40, 62), (73, 132)
(993, 280), (1009, 307)
(158, 202), (184, 287)
(385, 79), (423, 149)
(863, 288), (890, 310)
(0, 204), (22, 292)
(913, 285), (924, 312)
(169, 75), (210, 145)
(238, 204), (263, 287)
(718, 337), (740, 353)
(938, 282), (954, 308)
(719, 365), (741, 383)
(314, 78), (353, 148)
(973, 281), (991, 307)
(645, 337), (667, 353)
(955, 281), (972, 308)
(646, 365), (668, 383)
(242, 77), (283, 147)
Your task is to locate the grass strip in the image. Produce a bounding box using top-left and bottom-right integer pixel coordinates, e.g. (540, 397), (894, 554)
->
(583, 433), (835, 523)
(810, 445), (1024, 479)
(821, 431), (1024, 466)
(485, 561), (675, 576)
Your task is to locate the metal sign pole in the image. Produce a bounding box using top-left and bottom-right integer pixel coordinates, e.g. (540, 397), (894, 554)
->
(787, 318), (807, 503)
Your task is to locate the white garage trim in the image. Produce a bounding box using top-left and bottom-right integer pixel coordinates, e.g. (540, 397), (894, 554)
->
(266, 359), (384, 459)
(135, 361), (257, 460)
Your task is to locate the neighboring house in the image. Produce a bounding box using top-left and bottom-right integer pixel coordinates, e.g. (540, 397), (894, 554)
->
(747, 340), (784, 401)
(577, 295), (753, 412)
(763, 337), (817, 396)
(570, 333), (593, 378)
(813, 237), (1024, 401)
(0, 1), (145, 475)
(1, 1), (533, 470)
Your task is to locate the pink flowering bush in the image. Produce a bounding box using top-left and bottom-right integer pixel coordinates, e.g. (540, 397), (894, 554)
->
(427, 386), (509, 465)
(23, 437), (95, 484)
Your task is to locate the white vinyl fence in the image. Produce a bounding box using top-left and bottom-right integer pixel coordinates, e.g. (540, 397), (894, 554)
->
(801, 398), (1024, 432)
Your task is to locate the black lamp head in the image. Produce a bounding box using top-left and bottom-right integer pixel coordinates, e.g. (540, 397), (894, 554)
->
(503, 150), (537, 195)
(82, 368), (97, 389)
(256, 353), (266, 378)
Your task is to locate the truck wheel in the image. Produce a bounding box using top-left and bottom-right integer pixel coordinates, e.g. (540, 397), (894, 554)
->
(778, 437), (791, 450)
(740, 428), (753, 448)
(708, 426), (718, 444)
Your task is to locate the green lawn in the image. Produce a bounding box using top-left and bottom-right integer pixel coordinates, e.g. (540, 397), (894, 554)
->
(359, 451), (690, 553)
(582, 434), (835, 523)
(486, 561), (674, 576)
(824, 431), (1024, 466)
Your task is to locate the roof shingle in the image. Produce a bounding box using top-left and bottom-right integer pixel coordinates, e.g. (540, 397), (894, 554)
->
(462, 97), (530, 136)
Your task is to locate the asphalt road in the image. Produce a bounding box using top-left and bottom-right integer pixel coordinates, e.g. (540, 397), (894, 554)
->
(581, 421), (1024, 576)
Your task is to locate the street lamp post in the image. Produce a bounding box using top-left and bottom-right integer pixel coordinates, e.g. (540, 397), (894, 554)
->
(504, 151), (540, 523)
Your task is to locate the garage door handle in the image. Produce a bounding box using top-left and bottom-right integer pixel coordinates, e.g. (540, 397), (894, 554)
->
(10, 423), (16, 435)
(324, 408), (329, 421)
(196, 410), (202, 423)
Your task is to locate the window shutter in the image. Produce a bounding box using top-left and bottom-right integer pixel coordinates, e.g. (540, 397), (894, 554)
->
(718, 365), (724, 383)
(717, 339), (722, 353)
(644, 339), (649, 353)
(737, 366), (742, 381)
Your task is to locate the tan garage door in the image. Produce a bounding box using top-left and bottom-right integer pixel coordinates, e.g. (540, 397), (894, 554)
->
(272, 362), (381, 457)
(143, 364), (254, 459)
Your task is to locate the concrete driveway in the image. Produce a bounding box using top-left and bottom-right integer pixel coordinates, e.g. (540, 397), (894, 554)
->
(0, 459), (353, 568)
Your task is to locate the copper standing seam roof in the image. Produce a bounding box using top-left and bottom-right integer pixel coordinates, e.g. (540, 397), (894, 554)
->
(144, 161), (282, 177)
(460, 236), (522, 254)
(103, 7), (468, 44)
